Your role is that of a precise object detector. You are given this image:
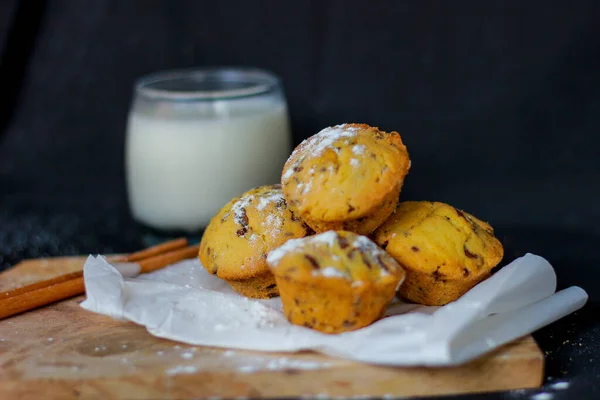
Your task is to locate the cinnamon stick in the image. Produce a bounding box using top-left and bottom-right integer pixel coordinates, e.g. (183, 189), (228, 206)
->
(126, 238), (188, 262)
(138, 244), (199, 273)
(0, 240), (198, 320)
(0, 276), (85, 319)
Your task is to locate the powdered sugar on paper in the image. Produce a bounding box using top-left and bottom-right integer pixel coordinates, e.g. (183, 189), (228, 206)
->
(81, 253), (588, 367)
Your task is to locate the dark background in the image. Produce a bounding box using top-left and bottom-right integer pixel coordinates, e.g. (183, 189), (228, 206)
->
(0, 1), (598, 399)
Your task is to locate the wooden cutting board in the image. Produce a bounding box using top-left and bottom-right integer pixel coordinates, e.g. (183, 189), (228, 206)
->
(0, 256), (544, 399)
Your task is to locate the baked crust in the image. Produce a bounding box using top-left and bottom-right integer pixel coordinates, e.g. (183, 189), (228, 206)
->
(199, 184), (310, 299)
(373, 201), (504, 306)
(281, 123), (410, 235)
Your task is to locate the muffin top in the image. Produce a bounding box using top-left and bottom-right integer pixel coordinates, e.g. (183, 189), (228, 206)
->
(373, 201), (504, 279)
(199, 184), (310, 280)
(281, 123), (410, 222)
(266, 230), (405, 285)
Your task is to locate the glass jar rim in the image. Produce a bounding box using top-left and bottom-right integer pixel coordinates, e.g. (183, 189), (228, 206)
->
(134, 67), (282, 101)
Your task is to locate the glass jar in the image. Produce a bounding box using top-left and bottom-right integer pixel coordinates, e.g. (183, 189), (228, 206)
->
(125, 68), (292, 233)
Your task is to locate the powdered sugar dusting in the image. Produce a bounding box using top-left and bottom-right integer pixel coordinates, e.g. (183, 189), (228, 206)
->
(267, 231), (395, 279)
(283, 124), (359, 181)
(231, 196), (253, 226)
(350, 158), (360, 167)
(282, 166), (295, 180)
(352, 144), (366, 155)
(310, 231), (339, 247)
(316, 267), (349, 279)
(257, 191), (285, 211)
(302, 181), (312, 194)
(232, 355), (334, 374)
(305, 124), (358, 157)
(264, 214), (282, 228)
(353, 235), (381, 253)
(267, 231), (339, 266)
(266, 236), (305, 266)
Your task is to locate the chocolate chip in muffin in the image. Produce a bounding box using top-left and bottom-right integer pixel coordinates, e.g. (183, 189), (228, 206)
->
(433, 266), (447, 282)
(274, 197), (286, 208)
(236, 207), (249, 226)
(304, 255), (320, 269)
(361, 254), (373, 270)
(375, 254), (391, 272)
(338, 236), (350, 249)
(411, 246), (420, 252)
(464, 245), (478, 259)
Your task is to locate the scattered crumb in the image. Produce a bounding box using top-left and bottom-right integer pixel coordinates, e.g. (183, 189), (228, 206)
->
(551, 381), (570, 390)
(531, 393), (553, 400)
(166, 365), (198, 375)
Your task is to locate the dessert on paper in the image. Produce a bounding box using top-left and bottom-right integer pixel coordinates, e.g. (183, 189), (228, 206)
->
(82, 122), (588, 365)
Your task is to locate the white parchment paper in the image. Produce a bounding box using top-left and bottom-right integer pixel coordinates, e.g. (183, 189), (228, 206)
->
(80, 253), (588, 366)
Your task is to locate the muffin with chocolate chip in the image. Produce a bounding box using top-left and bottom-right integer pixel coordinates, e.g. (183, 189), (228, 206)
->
(199, 184), (310, 299)
(266, 230), (405, 333)
(281, 123), (410, 235)
(373, 201), (504, 306)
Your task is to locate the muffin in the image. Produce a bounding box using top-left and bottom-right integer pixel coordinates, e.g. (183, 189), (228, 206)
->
(199, 184), (310, 299)
(266, 230), (405, 334)
(281, 123), (410, 235)
(373, 201), (504, 306)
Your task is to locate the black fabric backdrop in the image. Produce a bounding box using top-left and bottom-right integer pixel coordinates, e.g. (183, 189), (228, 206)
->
(1, 0), (599, 230)
(0, 1), (600, 399)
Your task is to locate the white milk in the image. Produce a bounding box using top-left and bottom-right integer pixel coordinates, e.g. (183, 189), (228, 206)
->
(126, 102), (291, 232)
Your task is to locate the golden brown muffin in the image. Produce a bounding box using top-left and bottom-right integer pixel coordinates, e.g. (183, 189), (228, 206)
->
(281, 123), (410, 235)
(199, 184), (310, 299)
(373, 201), (504, 306)
(266, 230), (405, 333)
